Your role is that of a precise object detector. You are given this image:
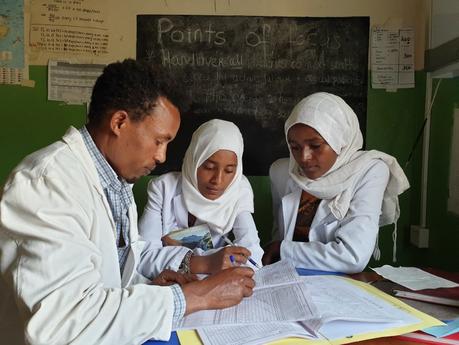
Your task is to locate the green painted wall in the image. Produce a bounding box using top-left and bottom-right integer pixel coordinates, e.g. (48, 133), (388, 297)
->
(366, 73), (427, 266)
(2, 67), (449, 269)
(0, 66), (87, 183)
(420, 78), (459, 270)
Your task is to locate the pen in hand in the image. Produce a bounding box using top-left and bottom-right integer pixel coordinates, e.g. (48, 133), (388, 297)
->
(229, 255), (236, 266)
(222, 235), (261, 269)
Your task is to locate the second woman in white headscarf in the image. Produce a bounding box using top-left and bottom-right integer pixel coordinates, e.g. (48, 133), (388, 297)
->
(263, 92), (409, 273)
(181, 119), (253, 234)
(138, 119), (263, 277)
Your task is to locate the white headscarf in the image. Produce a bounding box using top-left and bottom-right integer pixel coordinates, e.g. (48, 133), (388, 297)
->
(285, 92), (410, 261)
(181, 119), (254, 235)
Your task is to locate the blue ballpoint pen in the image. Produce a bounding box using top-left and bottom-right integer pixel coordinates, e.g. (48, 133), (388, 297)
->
(222, 235), (261, 269)
(229, 255), (236, 266)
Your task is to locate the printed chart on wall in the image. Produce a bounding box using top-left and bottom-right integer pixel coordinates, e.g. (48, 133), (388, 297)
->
(0, 0), (26, 85)
(137, 15), (369, 175)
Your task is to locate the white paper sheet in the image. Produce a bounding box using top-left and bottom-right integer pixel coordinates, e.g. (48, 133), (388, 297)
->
(303, 276), (420, 339)
(372, 265), (459, 291)
(193, 275), (425, 344)
(176, 280), (318, 330)
(253, 260), (301, 289)
(371, 27), (414, 89)
(198, 321), (315, 345)
(303, 275), (412, 324)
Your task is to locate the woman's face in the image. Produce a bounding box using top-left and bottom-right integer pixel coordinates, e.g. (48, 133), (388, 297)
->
(287, 123), (338, 179)
(196, 149), (238, 200)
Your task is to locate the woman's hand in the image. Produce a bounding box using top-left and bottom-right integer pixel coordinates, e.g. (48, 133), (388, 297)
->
(262, 240), (281, 265)
(190, 246), (251, 274)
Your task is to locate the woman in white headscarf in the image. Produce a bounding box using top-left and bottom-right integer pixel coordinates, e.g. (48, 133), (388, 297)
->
(138, 119), (263, 278)
(262, 92), (409, 273)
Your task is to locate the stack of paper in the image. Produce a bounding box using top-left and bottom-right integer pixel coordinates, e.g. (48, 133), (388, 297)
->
(176, 261), (443, 345)
(198, 322), (316, 345)
(371, 266), (459, 291)
(372, 266), (459, 307)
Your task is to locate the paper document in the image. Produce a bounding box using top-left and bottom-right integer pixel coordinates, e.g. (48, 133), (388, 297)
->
(304, 276), (413, 325)
(396, 296), (459, 321)
(176, 280), (318, 330)
(372, 279), (459, 320)
(305, 276), (419, 340)
(48, 60), (105, 104)
(189, 275), (440, 345)
(253, 260), (301, 289)
(371, 27), (414, 89)
(178, 261), (314, 330)
(372, 265), (459, 290)
(198, 321), (316, 345)
(29, 0), (110, 62)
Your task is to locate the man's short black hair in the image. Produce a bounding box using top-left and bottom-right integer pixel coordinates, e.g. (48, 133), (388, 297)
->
(87, 59), (187, 126)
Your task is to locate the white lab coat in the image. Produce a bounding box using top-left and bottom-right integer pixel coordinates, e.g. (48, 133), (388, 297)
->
(138, 172), (263, 277)
(0, 127), (176, 345)
(270, 158), (390, 274)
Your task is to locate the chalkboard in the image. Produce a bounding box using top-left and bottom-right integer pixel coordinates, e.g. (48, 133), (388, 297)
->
(137, 15), (369, 175)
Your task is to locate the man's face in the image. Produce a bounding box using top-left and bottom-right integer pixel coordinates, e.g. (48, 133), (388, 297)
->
(109, 96), (180, 183)
(196, 149), (238, 200)
(287, 123), (337, 180)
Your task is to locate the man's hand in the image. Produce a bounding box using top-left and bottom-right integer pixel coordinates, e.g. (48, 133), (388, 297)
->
(182, 267), (255, 314)
(150, 269), (197, 286)
(190, 246), (251, 274)
(262, 240), (281, 266)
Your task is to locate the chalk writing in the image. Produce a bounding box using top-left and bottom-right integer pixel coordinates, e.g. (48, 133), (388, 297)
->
(137, 15), (369, 175)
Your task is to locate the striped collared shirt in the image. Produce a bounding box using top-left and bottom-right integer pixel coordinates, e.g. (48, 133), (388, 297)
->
(80, 126), (132, 273)
(79, 126), (186, 324)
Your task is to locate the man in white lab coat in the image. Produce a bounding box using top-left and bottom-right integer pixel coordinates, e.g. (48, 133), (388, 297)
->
(0, 59), (254, 345)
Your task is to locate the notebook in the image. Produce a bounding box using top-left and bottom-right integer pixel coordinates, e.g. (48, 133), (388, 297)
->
(166, 224), (213, 250)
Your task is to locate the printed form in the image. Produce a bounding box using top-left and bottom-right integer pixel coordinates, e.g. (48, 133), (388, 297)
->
(176, 261), (318, 330)
(194, 275), (425, 345)
(48, 60), (105, 104)
(253, 259), (302, 289)
(198, 321), (316, 345)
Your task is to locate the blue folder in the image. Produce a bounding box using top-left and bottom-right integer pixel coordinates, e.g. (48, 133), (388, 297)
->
(144, 331), (180, 345)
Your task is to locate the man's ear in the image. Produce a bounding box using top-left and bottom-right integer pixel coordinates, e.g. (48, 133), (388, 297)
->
(109, 110), (129, 136)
